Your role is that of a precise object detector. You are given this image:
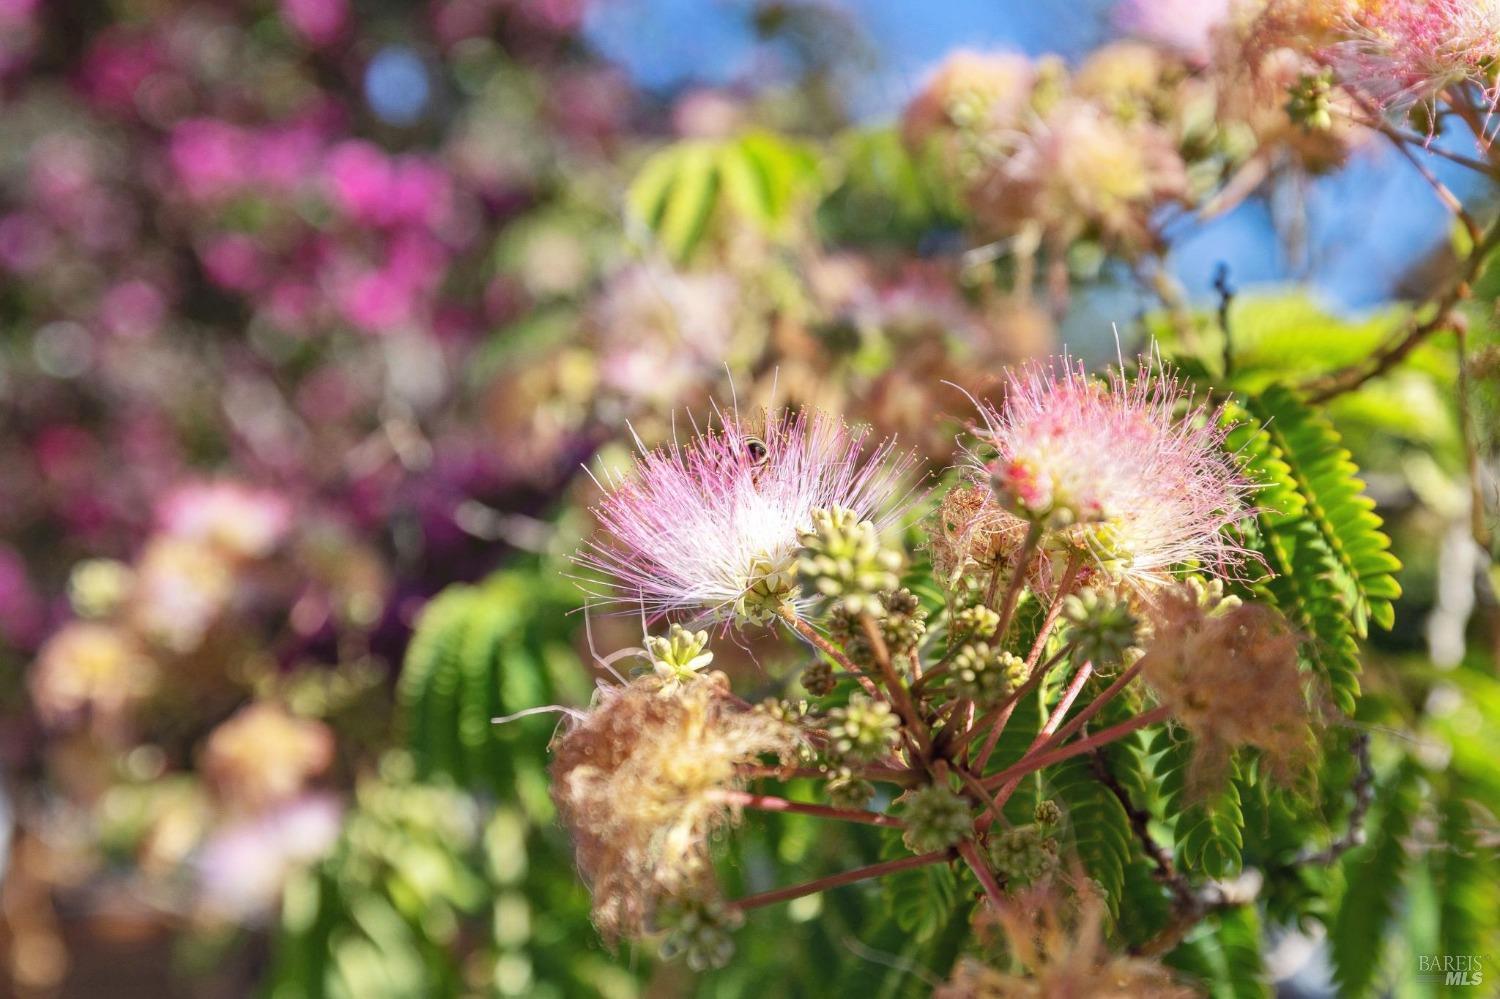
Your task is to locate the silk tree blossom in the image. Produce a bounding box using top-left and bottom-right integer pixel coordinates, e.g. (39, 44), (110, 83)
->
(1114, 0), (1231, 64)
(1244, 0), (1500, 121)
(971, 99), (1188, 255)
(579, 408), (918, 625)
(969, 356), (1255, 588)
(1328, 0), (1500, 117)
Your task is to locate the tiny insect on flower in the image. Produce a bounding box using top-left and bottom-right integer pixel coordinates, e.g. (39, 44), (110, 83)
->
(578, 407), (919, 626)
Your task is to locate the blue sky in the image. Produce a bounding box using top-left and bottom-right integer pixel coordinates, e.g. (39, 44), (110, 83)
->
(584, 0), (1471, 312)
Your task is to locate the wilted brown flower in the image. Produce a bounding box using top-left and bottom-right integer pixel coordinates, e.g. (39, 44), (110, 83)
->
(550, 672), (799, 940)
(1138, 583), (1316, 789)
(926, 484), (1029, 592)
(938, 878), (1199, 997)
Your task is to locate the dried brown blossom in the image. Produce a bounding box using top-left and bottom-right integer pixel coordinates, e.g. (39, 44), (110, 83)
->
(938, 878), (1198, 998)
(550, 672), (799, 940)
(926, 484), (1028, 592)
(1138, 583), (1316, 789)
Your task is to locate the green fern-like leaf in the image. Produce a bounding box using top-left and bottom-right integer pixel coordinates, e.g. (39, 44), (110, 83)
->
(1330, 760), (1422, 997)
(398, 586), (477, 782)
(1151, 729), (1244, 880)
(1048, 756), (1133, 915)
(1228, 387), (1395, 713)
(1248, 385), (1402, 634)
(398, 574), (573, 793)
(881, 846), (962, 944)
(625, 132), (821, 262)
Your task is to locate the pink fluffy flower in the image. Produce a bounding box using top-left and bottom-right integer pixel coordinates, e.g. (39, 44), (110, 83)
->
(1329, 0), (1500, 116)
(580, 409), (918, 624)
(1113, 0), (1231, 64)
(970, 356), (1254, 587)
(158, 481), (292, 559)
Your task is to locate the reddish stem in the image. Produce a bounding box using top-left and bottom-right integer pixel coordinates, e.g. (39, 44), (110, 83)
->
(731, 850), (954, 912)
(711, 789), (903, 828)
(1042, 658), (1145, 752)
(978, 661), (1094, 825)
(980, 705), (1171, 794)
(862, 612), (934, 762)
(958, 839), (1007, 910)
(778, 606), (880, 697)
(991, 522), (1043, 637)
(738, 763), (917, 786)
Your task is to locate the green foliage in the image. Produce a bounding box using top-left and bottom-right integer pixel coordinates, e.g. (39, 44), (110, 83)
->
(397, 572), (585, 796)
(1226, 385), (1402, 714)
(1250, 385), (1402, 633)
(273, 570), (635, 999)
(268, 758), (487, 999)
(818, 127), (953, 244)
(881, 836), (963, 944)
(1149, 728), (1245, 881)
(626, 132), (822, 262)
(1170, 906), (1271, 999)
(1047, 756), (1132, 915)
(1329, 760), (1421, 997)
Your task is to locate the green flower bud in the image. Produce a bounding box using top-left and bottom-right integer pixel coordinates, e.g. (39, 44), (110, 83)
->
(825, 693), (901, 764)
(826, 768), (876, 810)
(881, 588), (929, 655)
(756, 697), (809, 725)
(1061, 589), (1139, 668)
(951, 643), (1029, 706)
(797, 506), (903, 617)
(987, 822), (1059, 887)
(656, 899), (743, 972)
(952, 604), (1001, 640)
(899, 782), (972, 853)
(829, 590), (926, 662)
(1286, 69), (1335, 132)
(801, 659), (837, 698)
(735, 555), (798, 624)
(645, 624), (714, 685)
(1185, 576), (1240, 616)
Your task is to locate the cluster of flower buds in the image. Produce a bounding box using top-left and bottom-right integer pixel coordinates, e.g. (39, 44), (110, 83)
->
(655, 899), (744, 972)
(644, 624), (714, 687)
(1061, 589), (1141, 668)
(898, 781), (973, 853)
(797, 505), (905, 616)
(824, 694), (902, 764)
(949, 642), (1030, 706)
(988, 801), (1063, 887)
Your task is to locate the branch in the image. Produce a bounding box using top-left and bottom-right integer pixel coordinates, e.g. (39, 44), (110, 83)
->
(1284, 730), (1374, 867)
(980, 705), (1172, 792)
(862, 611), (934, 763)
(710, 789), (904, 829)
(1301, 172), (1499, 403)
(957, 839), (1007, 910)
(778, 605), (881, 697)
(731, 850), (954, 912)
